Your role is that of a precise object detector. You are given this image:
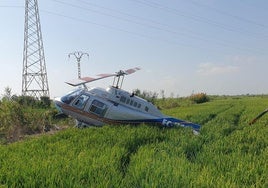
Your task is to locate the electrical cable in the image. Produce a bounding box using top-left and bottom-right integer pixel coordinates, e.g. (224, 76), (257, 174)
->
(47, 0), (266, 54)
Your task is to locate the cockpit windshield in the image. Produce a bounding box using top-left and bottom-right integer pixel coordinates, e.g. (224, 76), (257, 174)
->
(61, 89), (83, 104)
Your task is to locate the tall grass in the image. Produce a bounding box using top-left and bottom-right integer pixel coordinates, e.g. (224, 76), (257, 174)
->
(0, 96), (267, 187)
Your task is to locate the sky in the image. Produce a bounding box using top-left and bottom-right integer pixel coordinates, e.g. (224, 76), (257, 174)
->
(0, 0), (268, 98)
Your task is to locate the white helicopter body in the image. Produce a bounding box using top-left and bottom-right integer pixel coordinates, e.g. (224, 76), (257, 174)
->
(54, 68), (200, 131)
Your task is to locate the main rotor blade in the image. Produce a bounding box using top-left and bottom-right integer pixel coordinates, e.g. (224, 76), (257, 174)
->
(124, 67), (141, 75)
(65, 67), (141, 86)
(66, 73), (116, 86)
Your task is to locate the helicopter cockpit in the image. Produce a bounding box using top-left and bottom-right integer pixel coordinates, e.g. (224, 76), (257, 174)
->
(60, 89), (84, 105)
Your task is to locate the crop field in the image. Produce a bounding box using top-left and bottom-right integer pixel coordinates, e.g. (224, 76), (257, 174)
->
(0, 96), (267, 187)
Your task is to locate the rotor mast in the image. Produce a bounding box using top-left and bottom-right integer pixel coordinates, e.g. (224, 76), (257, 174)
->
(113, 70), (126, 88)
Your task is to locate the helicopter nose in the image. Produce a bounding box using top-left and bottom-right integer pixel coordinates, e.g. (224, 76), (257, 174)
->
(54, 97), (63, 114)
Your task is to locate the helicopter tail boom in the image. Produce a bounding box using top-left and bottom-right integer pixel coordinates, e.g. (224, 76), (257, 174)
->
(120, 117), (201, 131)
(160, 117), (201, 131)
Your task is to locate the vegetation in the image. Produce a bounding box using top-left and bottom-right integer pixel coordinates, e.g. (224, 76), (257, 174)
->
(0, 88), (267, 187)
(133, 88), (158, 104)
(0, 88), (72, 143)
(189, 92), (210, 104)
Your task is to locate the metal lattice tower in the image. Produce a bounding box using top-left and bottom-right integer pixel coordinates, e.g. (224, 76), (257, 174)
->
(68, 51), (89, 79)
(22, 0), (49, 98)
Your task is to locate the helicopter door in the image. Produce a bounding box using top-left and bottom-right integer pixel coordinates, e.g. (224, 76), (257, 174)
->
(72, 94), (90, 109)
(89, 100), (107, 117)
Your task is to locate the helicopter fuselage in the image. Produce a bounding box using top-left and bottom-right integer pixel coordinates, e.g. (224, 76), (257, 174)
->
(54, 86), (200, 131)
(54, 67), (200, 131)
(55, 86), (163, 125)
(54, 86), (201, 131)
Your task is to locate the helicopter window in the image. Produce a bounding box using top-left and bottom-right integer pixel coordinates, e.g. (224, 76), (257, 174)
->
(120, 96), (126, 103)
(72, 94), (90, 109)
(137, 104), (141, 108)
(145, 106), (149, 112)
(61, 89), (82, 104)
(130, 100), (133, 106)
(89, 100), (107, 117)
(126, 98), (130, 104)
(134, 102), (137, 107)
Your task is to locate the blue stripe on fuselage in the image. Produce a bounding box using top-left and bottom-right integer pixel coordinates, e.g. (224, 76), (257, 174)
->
(118, 117), (200, 131)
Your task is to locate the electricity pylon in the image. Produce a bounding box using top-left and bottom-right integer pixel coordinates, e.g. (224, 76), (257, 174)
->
(22, 0), (49, 98)
(68, 51), (89, 79)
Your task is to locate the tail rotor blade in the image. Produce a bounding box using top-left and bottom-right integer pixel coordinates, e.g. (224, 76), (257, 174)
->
(249, 108), (268, 125)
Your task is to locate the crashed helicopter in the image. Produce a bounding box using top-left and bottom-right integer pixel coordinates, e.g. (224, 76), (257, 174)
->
(54, 67), (201, 132)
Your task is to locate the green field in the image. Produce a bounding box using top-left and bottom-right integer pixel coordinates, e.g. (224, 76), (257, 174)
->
(0, 96), (267, 187)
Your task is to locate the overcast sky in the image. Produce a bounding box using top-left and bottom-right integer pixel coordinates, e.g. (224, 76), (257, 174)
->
(0, 0), (267, 98)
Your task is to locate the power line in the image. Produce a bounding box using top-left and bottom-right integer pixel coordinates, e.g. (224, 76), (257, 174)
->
(0, 5), (23, 8)
(39, 8), (265, 55)
(2, 1), (268, 43)
(1, 1), (266, 54)
(76, 0), (221, 42)
(45, 0), (266, 54)
(52, 0), (268, 40)
(187, 0), (267, 28)
(39, 9), (193, 48)
(130, 0), (268, 39)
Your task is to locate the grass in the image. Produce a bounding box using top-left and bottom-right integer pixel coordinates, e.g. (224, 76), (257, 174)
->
(0, 95), (267, 187)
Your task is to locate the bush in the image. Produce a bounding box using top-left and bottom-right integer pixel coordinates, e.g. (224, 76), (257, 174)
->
(12, 95), (51, 108)
(40, 96), (51, 108)
(0, 99), (54, 143)
(0, 100), (26, 142)
(190, 93), (209, 104)
(133, 89), (158, 104)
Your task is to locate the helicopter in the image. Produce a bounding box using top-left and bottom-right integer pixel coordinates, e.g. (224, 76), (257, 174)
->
(54, 67), (201, 132)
